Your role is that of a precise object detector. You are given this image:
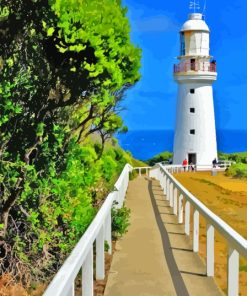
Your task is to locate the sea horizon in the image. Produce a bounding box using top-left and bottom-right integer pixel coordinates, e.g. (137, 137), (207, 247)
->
(116, 129), (247, 161)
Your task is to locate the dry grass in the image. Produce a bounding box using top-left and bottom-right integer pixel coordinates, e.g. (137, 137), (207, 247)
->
(0, 241), (116, 296)
(0, 274), (28, 296)
(174, 171), (247, 296)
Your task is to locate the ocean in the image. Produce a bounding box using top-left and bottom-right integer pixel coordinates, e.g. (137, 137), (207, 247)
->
(116, 130), (247, 161)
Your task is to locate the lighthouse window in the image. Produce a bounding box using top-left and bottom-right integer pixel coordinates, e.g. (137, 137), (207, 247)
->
(180, 32), (185, 56)
(190, 89), (195, 94)
(190, 129), (195, 135)
(190, 108), (195, 113)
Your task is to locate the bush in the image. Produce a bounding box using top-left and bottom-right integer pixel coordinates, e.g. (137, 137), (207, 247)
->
(111, 203), (131, 239)
(129, 170), (138, 180)
(218, 152), (247, 164)
(225, 163), (247, 178)
(147, 151), (173, 166)
(0, 0), (141, 289)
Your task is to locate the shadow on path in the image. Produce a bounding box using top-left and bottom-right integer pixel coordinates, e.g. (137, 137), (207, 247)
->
(148, 179), (189, 296)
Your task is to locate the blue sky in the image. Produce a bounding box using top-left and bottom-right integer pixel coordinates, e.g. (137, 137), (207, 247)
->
(121, 0), (247, 131)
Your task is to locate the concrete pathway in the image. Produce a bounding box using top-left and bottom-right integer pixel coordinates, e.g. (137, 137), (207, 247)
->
(104, 177), (223, 296)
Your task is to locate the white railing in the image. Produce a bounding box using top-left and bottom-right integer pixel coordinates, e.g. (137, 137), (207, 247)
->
(132, 166), (152, 176)
(160, 161), (235, 174)
(150, 163), (247, 296)
(44, 163), (132, 296)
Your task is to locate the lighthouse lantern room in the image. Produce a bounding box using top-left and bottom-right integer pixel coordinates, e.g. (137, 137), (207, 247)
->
(173, 10), (218, 167)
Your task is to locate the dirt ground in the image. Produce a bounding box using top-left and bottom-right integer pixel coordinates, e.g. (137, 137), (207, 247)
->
(174, 171), (247, 296)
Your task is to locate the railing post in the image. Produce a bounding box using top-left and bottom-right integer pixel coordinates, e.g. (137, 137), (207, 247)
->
(124, 169), (128, 192)
(173, 187), (177, 215)
(96, 225), (105, 280)
(65, 283), (75, 296)
(227, 247), (239, 296)
(146, 168), (148, 176)
(193, 210), (199, 252)
(105, 212), (112, 254)
(185, 201), (190, 235)
(139, 168), (141, 176)
(82, 247), (93, 296)
(164, 174), (167, 194)
(178, 194), (183, 223)
(166, 179), (170, 201)
(160, 171), (164, 190)
(206, 224), (214, 276)
(169, 182), (173, 207)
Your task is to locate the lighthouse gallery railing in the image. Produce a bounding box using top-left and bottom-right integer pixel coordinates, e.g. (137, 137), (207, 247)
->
(150, 163), (247, 296)
(174, 60), (216, 73)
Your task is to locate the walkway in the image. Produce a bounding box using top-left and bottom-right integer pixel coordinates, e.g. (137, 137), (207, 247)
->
(104, 176), (223, 296)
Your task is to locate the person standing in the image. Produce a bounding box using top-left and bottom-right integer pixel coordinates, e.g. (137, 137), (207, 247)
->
(212, 158), (217, 168)
(182, 158), (188, 172)
(190, 162), (195, 172)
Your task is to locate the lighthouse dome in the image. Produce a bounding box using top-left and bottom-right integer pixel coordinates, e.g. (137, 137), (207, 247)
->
(181, 13), (209, 32)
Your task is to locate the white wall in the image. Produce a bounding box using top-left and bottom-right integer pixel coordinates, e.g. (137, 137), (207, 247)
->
(173, 81), (217, 165)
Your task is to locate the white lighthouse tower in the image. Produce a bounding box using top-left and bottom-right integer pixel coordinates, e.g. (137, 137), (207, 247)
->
(173, 8), (218, 167)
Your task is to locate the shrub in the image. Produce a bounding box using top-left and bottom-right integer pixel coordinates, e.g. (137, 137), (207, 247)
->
(129, 170), (138, 180)
(147, 151), (173, 166)
(218, 152), (247, 164)
(225, 163), (247, 178)
(111, 203), (131, 239)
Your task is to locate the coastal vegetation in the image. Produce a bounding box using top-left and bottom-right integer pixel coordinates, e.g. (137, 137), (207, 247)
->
(225, 163), (247, 178)
(218, 151), (247, 164)
(147, 151), (172, 166)
(112, 201), (131, 239)
(0, 0), (141, 293)
(219, 152), (247, 178)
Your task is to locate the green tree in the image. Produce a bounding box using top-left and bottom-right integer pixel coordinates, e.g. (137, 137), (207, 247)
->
(0, 0), (141, 286)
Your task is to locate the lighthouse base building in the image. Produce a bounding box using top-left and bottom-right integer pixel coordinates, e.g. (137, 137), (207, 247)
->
(173, 13), (218, 167)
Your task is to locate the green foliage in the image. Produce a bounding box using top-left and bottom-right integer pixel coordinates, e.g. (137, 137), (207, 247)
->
(101, 155), (118, 182)
(111, 202), (131, 238)
(0, 0), (141, 287)
(225, 163), (247, 178)
(130, 156), (147, 167)
(129, 170), (138, 180)
(147, 151), (173, 166)
(104, 240), (110, 252)
(0, 6), (9, 20)
(240, 265), (247, 272)
(218, 152), (247, 164)
(49, 0), (141, 88)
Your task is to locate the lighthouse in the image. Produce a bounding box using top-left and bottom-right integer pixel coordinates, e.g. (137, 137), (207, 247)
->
(173, 11), (217, 167)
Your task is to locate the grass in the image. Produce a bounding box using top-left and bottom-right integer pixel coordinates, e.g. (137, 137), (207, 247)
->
(192, 177), (233, 195)
(240, 265), (247, 272)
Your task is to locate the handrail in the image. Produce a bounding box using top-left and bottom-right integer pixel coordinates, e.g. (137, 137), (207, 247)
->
(162, 161), (235, 173)
(160, 164), (247, 257)
(132, 166), (152, 176)
(174, 61), (216, 73)
(150, 163), (247, 296)
(44, 163), (132, 296)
